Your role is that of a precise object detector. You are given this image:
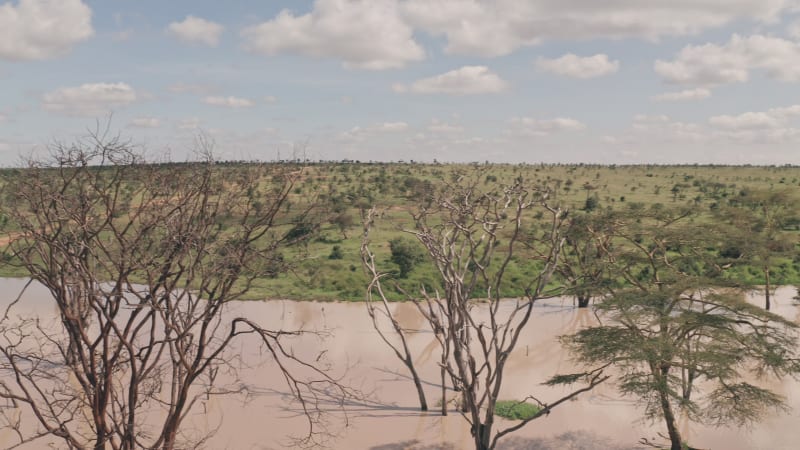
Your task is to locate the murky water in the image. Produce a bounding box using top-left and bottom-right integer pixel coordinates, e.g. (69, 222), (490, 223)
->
(1, 279), (799, 450)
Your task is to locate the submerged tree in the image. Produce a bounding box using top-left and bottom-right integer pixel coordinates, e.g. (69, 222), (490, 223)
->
(556, 210), (612, 308)
(560, 206), (800, 450)
(0, 133), (346, 449)
(363, 171), (607, 450)
(715, 189), (800, 310)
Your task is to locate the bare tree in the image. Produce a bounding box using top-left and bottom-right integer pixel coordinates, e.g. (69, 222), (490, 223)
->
(361, 213), (428, 412)
(362, 172), (607, 450)
(0, 133), (346, 450)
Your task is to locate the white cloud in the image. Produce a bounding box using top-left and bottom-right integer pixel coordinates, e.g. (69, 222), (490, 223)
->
(202, 96), (255, 108)
(633, 114), (671, 124)
(536, 54), (619, 79)
(427, 120), (464, 133)
(167, 15), (224, 47)
(42, 82), (137, 116)
(338, 121), (410, 141)
(168, 83), (216, 95)
(655, 34), (800, 86)
(376, 122), (409, 132)
(0, 0), (93, 61)
(264, 95), (278, 104)
(507, 117), (586, 136)
(709, 105), (800, 130)
(602, 107), (800, 163)
(178, 118), (202, 130)
(401, 0), (793, 57)
(787, 20), (800, 39)
(242, 0), (424, 70)
(652, 88), (711, 102)
(393, 66), (508, 95)
(129, 117), (160, 128)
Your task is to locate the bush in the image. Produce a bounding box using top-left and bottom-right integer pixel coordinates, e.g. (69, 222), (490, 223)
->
(328, 245), (343, 260)
(389, 236), (426, 278)
(494, 400), (540, 420)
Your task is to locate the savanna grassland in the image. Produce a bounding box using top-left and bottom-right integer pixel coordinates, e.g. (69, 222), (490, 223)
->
(1, 162), (799, 301)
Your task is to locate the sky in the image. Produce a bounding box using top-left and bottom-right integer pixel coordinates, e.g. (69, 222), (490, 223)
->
(3, 0), (800, 165)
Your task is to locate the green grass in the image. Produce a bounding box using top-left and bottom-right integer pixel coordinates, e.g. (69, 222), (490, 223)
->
(494, 400), (541, 420)
(2, 162), (799, 301)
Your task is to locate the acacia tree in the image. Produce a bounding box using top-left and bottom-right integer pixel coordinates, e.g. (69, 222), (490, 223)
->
(715, 189), (800, 310)
(561, 206), (800, 450)
(556, 210), (613, 308)
(0, 134), (345, 449)
(362, 172), (607, 450)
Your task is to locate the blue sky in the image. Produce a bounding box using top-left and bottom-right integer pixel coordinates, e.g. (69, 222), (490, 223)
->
(3, 0), (800, 164)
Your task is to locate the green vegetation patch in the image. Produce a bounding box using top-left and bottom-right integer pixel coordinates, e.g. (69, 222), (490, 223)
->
(494, 400), (540, 420)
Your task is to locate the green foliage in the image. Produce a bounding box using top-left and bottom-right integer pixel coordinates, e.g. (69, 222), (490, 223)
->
(389, 236), (426, 278)
(494, 400), (540, 420)
(583, 195), (599, 212)
(285, 220), (317, 242)
(560, 207), (800, 449)
(2, 162), (800, 302)
(328, 245), (343, 260)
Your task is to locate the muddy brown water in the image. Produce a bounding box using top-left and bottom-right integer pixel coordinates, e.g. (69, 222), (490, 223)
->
(1, 278), (799, 450)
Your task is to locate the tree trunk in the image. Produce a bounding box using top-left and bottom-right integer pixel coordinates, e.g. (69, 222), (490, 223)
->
(659, 380), (683, 450)
(94, 430), (106, 450)
(407, 359), (428, 411)
(577, 295), (590, 308)
(764, 267), (771, 311)
(473, 422), (491, 450)
(440, 356), (448, 416)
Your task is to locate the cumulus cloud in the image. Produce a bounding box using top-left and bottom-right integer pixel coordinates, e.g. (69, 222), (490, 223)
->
(0, 0), (93, 61)
(168, 83), (216, 95)
(376, 121), (409, 132)
(167, 15), (224, 47)
(242, 0), (424, 70)
(507, 117), (586, 136)
(178, 118), (202, 130)
(428, 120), (464, 133)
(655, 34), (800, 86)
(536, 54), (619, 79)
(129, 117), (160, 128)
(709, 105), (800, 130)
(393, 66), (507, 95)
(788, 20), (800, 40)
(652, 88), (712, 102)
(401, 0), (793, 57)
(338, 121), (411, 141)
(603, 107), (800, 162)
(202, 96), (255, 108)
(42, 82), (137, 116)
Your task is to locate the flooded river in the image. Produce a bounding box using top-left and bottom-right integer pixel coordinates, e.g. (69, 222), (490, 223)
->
(1, 278), (799, 449)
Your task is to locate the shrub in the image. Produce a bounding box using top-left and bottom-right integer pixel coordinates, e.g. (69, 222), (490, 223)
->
(328, 245), (344, 260)
(389, 237), (426, 278)
(494, 400), (540, 420)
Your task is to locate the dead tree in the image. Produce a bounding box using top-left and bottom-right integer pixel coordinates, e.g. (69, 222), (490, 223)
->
(362, 172), (608, 450)
(361, 212), (428, 412)
(0, 132), (347, 450)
